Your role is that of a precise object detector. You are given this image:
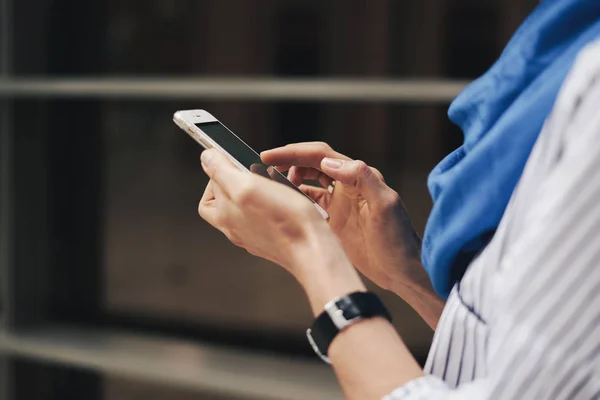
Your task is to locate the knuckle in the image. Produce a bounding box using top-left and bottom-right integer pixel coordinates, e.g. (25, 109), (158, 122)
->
(387, 189), (401, 204)
(380, 189), (402, 210)
(246, 248), (258, 257)
(225, 230), (242, 246)
(210, 168), (222, 184)
(214, 212), (228, 227)
(198, 201), (214, 220)
(354, 160), (372, 176)
(315, 142), (332, 152)
(370, 167), (385, 181)
(235, 183), (256, 205)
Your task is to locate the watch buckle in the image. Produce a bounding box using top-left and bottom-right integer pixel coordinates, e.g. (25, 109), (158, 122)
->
(325, 302), (363, 330)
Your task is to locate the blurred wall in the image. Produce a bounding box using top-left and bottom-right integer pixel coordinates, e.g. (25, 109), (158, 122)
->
(1, 0), (540, 398)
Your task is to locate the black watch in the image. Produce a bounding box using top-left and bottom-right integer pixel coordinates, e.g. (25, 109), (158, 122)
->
(306, 291), (392, 364)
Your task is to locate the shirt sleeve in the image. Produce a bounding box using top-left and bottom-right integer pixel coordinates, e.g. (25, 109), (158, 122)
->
(383, 41), (600, 400)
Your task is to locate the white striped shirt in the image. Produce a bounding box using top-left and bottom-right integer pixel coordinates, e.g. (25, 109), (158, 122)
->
(385, 39), (600, 400)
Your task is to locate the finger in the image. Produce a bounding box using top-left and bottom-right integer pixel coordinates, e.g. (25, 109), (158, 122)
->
(249, 163), (271, 179)
(295, 167), (322, 181)
(299, 184), (329, 209)
(198, 195), (219, 227)
(320, 158), (389, 203)
(210, 179), (227, 200)
(200, 181), (216, 204)
(287, 166), (304, 186)
(200, 149), (244, 198)
(261, 142), (350, 170)
(370, 167), (386, 183)
(300, 169), (333, 189)
(198, 180), (228, 226)
(317, 173), (334, 189)
(199, 181), (242, 235)
(287, 166), (333, 188)
(275, 165), (291, 173)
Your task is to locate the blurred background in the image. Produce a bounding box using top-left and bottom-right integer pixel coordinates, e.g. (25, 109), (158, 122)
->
(0, 0), (539, 399)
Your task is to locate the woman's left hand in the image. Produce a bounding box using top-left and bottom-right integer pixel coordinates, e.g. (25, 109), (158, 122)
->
(198, 149), (331, 278)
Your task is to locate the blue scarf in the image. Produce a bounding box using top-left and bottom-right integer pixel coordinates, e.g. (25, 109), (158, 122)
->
(422, 0), (600, 298)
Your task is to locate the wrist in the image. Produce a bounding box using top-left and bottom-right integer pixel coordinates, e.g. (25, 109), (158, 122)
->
(387, 257), (445, 330)
(386, 255), (427, 295)
(291, 222), (366, 316)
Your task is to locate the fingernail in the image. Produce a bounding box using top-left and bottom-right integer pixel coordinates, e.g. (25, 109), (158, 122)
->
(201, 150), (214, 167)
(322, 157), (344, 169)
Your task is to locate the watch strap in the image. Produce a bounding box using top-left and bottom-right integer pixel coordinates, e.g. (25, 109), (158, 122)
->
(307, 292), (391, 363)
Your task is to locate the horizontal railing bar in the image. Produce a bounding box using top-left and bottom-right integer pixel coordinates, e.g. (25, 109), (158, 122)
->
(0, 326), (343, 399)
(0, 77), (467, 102)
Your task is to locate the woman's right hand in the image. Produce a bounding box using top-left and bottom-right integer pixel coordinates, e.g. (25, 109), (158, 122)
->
(262, 142), (444, 327)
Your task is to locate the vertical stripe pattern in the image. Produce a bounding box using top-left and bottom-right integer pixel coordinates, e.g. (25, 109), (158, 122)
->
(384, 39), (600, 400)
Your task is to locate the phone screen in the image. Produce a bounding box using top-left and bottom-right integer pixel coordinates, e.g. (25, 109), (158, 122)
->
(195, 121), (313, 201)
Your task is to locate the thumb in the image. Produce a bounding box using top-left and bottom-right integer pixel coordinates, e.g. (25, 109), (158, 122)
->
(200, 149), (243, 196)
(320, 158), (388, 203)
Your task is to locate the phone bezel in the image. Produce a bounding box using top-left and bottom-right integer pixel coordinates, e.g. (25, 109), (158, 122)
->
(173, 109), (249, 172)
(173, 109), (329, 220)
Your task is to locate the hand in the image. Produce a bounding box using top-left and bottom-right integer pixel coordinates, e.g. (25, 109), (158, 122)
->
(198, 149), (338, 280)
(199, 150), (425, 398)
(261, 142), (432, 297)
(198, 149), (368, 313)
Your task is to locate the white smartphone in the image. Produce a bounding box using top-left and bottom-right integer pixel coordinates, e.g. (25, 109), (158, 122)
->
(173, 109), (329, 220)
